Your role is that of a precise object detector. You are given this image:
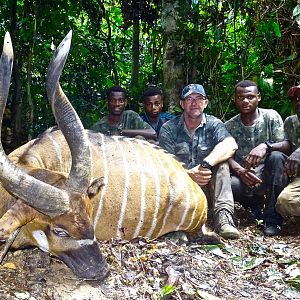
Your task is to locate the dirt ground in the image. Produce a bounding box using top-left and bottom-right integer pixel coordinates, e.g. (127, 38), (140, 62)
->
(0, 207), (300, 300)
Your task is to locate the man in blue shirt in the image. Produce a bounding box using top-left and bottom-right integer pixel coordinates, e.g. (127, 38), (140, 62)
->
(140, 86), (173, 138)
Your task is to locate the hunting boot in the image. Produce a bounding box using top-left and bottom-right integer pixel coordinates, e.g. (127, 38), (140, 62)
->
(215, 209), (240, 239)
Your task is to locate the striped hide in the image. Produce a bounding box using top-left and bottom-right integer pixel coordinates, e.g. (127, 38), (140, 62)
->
(8, 129), (208, 241)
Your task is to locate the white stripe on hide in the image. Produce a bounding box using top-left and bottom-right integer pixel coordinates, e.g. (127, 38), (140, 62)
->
(125, 139), (146, 238)
(93, 134), (109, 229)
(115, 137), (130, 239)
(156, 153), (175, 237)
(190, 190), (208, 232)
(137, 140), (160, 238)
(185, 177), (198, 230)
(175, 171), (191, 231)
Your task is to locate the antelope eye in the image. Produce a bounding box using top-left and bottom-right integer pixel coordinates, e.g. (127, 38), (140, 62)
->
(52, 228), (70, 237)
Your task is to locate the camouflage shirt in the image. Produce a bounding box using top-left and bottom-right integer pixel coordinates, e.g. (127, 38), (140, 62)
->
(91, 110), (151, 135)
(225, 108), (285, 166)
(159, 114), (231, 169)
(284, 114), (300, 151)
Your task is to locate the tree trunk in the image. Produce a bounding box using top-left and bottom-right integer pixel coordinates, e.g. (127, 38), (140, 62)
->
(161, 0), (188, 113)
(130, 17), (140, 111)
(9, 0), (24, 151)
(26, 2), (37, 140)
(131, 18), (140, 88)
(190, 2), (199, 83)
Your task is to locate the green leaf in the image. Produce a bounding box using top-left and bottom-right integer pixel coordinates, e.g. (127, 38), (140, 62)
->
(278, 258), (298, 265)
(160, 285), (176, 298)
(287, 275), (300, 291)
(277, 54), (297, 65)
(271, 21), (281, 38)
(202, 244), (224, 251)
(224, 245), (242, 258)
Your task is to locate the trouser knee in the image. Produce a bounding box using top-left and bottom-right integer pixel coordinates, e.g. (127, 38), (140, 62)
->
(231, 175), (263, 208)
(276, 186), (300, 216)
(264, 151), (288, 186)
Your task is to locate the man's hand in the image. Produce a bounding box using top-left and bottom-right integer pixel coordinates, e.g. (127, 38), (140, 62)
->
(285, 148), (300, 177)
(245, 143), (268, 169)
(237, 167), (262, 187)
(187, 165), (212, 187)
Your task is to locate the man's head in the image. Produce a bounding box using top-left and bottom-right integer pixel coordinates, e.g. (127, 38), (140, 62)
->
(180, 84), (208, 119)
(106, 85), (127, 116)
(287, 85), (300, 117)
(142, 87), (163, 120)
(234, 80), (260, 114)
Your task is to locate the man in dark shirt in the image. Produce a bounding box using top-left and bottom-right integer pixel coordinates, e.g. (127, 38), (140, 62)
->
(140, 86), (173, 137)
(91, 85), (156, 139)
(159, 84), (239, 239)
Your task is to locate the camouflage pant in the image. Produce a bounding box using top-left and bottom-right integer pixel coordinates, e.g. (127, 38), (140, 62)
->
(277, 177), (300, 216)
(202, 161), (235, 218)
(231, 151), (288, 225)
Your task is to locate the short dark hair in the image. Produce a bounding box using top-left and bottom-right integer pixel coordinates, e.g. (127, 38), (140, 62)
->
(106, 85), (127, 99)
(234, 80), (258, 91)
(142, 86), (163, 102)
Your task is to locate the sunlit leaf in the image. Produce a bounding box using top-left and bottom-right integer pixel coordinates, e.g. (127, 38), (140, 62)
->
(287, 275), (300, 291)
(271, 21), (281, 37)
(159, 285), (176, 297)
(2, 262), (17, 269)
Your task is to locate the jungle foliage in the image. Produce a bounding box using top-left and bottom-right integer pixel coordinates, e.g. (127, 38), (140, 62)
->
(0, 0), (299, 151)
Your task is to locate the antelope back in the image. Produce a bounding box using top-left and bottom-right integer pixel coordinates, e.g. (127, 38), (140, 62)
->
(8, 130), (208, 240)
(90, 134), (207, 240)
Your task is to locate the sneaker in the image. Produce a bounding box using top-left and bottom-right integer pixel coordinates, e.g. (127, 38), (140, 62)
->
(264, 224), (281, 236)
(215, 209), (240, 240)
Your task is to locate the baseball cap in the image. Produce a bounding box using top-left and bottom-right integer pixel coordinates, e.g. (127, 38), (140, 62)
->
(181, 84), (206, 99)
(287, 85), (300, 98)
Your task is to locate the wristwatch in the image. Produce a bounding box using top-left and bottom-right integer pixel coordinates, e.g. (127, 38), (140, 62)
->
(264, 141), (273, 153)
(200, 160), (213, 170)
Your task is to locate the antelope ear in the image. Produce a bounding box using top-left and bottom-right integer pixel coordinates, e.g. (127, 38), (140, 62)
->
(87, 177), (105, 199)
(0, 200), (37, 240)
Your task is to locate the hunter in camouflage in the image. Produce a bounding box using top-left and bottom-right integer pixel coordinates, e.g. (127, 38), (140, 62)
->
(91, 85), (156, 139)
(277, 85), (300, 216)
(225, 80), (289, 236)
(92, 110), (151, 135)
(159, 83), (240, 240)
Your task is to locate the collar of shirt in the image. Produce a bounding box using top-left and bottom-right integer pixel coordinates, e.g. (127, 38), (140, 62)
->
(142, 112), (162, 130)
(181, 113), (207, 137)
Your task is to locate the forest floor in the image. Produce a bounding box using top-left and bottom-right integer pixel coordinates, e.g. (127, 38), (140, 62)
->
(0, 206), (300, 300)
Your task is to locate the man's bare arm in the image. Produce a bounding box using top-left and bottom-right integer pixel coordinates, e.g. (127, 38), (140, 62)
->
(203, 136), (238, 167)
(245, 140), (291, 169)
(229, 157), (262, 187)
(120, 128), (157, 140)
(187, 137), (237, 187)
